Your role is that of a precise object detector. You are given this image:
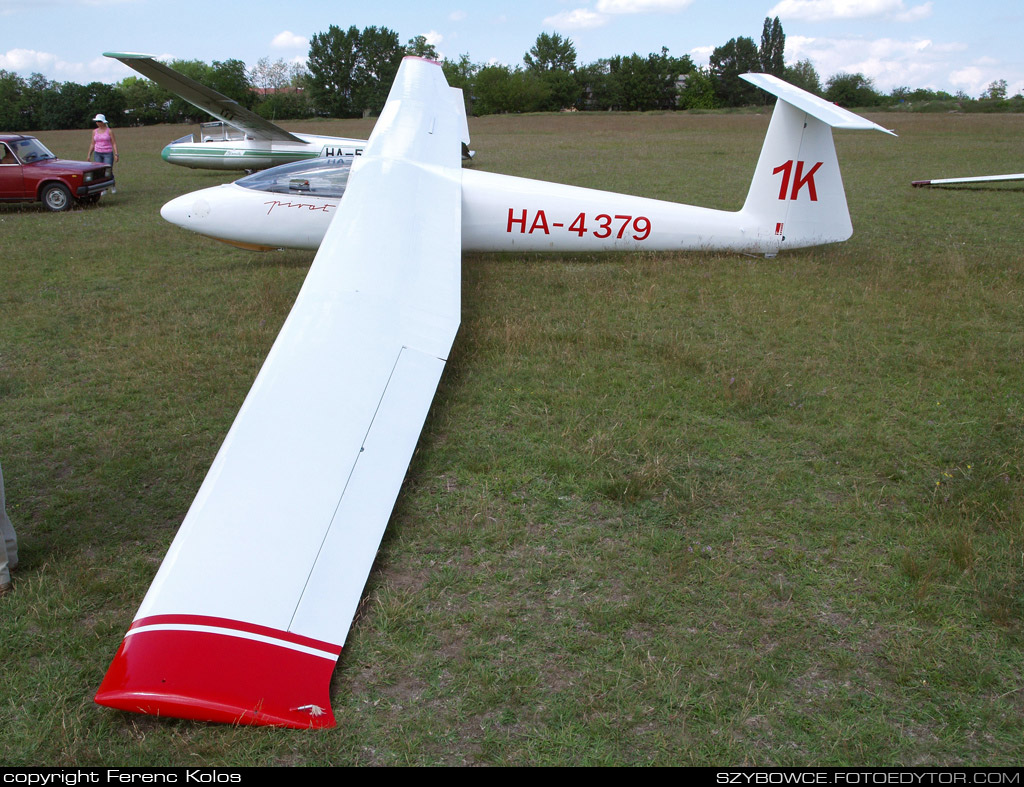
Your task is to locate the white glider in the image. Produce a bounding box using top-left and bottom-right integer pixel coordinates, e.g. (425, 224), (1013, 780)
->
(96, 60), (892, 729)
(160, 72), (894, 257)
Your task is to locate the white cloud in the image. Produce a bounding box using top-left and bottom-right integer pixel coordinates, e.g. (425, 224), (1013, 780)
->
(0, 48), (59, 73)
(0, 0), (138, 10)
(949, 63), (1019, 97)
(449, 10), (466, 22)
(893, 2), (932, 22)
(785, 35), (988, 93)
(769, 0), (932, 22)
(545, 0), (695, 30)
(948, 66), (985, 92)
(544, 8), (608, 29)
(595, 0), (694, 11)
(271, 31), (308, 50)
(0, 48), (129, 82)
(422, 30), (446, 59)
(689, 45), (714, 67)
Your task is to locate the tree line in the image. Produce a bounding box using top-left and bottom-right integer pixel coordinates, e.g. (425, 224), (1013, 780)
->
(1, 18), (1019, 132)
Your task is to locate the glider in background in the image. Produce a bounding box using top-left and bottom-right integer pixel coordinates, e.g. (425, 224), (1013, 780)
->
(912, 173), (1024, 187)
(95, 59), (893, 730)
(105, 52), (366, 170)
(104, 52), (473, 170)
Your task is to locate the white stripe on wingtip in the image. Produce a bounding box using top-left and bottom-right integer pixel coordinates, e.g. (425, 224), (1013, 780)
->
(124, 623), (339, 661)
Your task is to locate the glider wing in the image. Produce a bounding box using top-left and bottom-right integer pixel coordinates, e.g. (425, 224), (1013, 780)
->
(912, 173), (1024, 187)
(105, 52), (306, 144)
(95, 57), (463, 728)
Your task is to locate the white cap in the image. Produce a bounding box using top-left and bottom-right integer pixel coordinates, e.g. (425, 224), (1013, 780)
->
(93, 114), (108, 123)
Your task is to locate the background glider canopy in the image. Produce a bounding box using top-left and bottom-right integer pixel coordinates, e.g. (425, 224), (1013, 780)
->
(104, 52), (305, 144)
(95, 57), (465, 729)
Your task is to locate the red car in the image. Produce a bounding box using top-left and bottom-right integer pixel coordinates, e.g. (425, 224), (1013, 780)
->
(0, 134), (115, 211)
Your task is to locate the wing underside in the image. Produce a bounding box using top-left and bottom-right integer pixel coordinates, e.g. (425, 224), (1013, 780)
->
(95, 57), (464, 728)
(105, 52), (305, 144)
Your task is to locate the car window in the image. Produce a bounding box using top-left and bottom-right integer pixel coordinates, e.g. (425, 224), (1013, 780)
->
(12, 137), (56, 164)
(0, 144), (14, 165)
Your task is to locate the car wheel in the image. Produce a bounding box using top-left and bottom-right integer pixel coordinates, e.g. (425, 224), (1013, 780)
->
(41, 183), (72, 212)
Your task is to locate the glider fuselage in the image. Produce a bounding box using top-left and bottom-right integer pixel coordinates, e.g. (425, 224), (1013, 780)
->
(160, 132), (366, 171)
(162, 168), (784, 256)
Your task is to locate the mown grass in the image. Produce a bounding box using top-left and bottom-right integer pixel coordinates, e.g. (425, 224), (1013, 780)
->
(0, 109), (1022, 766)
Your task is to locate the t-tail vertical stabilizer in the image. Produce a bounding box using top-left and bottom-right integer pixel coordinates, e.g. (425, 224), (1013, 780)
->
(739, 73), (896, 254)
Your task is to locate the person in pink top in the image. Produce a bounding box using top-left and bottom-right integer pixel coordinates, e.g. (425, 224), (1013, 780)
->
(87, 113), (119, 192)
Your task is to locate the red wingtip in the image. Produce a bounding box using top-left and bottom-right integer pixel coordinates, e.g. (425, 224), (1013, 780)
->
(95, 615), (341, 729)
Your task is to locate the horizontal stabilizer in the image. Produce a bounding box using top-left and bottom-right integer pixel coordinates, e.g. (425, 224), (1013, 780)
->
(741, 73), (897, 136)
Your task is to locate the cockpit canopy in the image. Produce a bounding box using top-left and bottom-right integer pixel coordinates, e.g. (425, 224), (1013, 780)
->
(235, 157), (352, 198)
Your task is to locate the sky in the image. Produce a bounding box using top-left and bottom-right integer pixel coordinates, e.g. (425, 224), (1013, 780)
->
(2, 0), (1022, 98)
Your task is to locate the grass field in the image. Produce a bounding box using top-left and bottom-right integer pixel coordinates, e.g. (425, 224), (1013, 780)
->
(0, 108), (1022, 766)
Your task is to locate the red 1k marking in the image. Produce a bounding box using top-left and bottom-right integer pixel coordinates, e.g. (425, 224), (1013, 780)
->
(772, 160), (823, 201)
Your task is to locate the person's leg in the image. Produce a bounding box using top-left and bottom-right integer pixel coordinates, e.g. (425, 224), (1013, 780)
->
(0, 462), (18, 589)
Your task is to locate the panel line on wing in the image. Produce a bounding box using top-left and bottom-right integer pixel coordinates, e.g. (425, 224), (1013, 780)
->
(286, 345), (407, 633)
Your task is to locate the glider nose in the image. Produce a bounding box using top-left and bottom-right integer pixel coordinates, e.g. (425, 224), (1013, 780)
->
(161, 192), (211, 230)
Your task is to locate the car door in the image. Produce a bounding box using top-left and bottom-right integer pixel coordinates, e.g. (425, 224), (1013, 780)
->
(0, 143), (24, 199)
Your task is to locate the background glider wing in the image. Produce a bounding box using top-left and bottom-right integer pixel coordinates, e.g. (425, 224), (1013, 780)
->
(105, 52), (306, 144)
(912, 173), (1024, 187)
(95, 57), (463, 728)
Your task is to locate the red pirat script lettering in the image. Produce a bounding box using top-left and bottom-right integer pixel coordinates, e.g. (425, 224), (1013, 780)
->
(264, 200), (333, 215)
